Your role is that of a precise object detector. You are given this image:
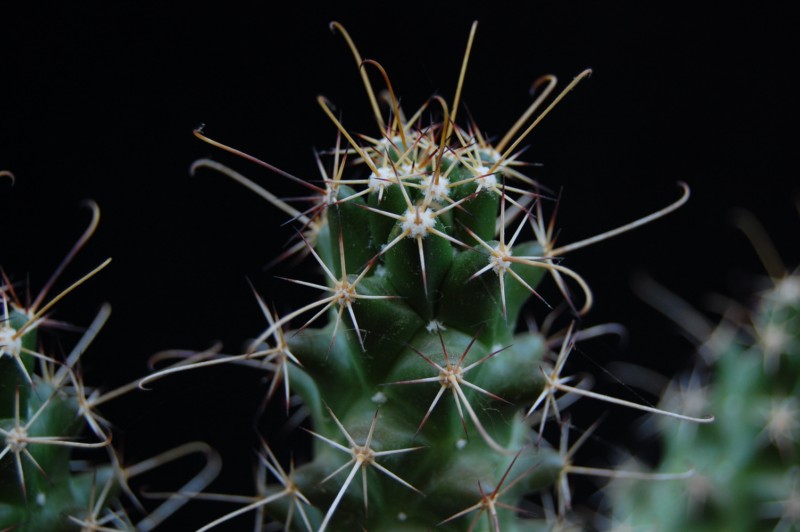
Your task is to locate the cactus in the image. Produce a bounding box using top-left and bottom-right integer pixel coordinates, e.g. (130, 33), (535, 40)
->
(0, 181), (220, 531)
(607, 212), (800, 531)
(142, 22), (716, 530)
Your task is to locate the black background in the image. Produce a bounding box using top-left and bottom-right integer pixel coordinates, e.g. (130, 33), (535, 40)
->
(2, 3), (796, 529)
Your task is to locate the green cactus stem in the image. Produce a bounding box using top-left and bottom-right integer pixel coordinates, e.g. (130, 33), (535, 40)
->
(144, 21), (713, 530)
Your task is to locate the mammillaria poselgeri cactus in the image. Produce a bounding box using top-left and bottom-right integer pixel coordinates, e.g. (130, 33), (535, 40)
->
(144, 22), (713, 530)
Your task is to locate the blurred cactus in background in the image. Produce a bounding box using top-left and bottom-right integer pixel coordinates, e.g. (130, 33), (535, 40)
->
(607, 211), (800, 531)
